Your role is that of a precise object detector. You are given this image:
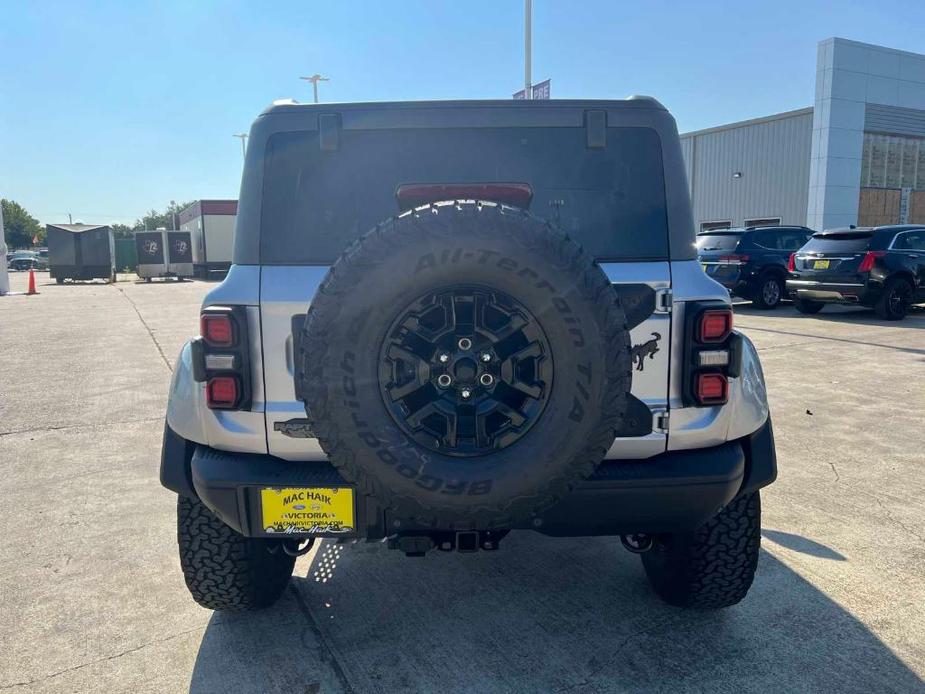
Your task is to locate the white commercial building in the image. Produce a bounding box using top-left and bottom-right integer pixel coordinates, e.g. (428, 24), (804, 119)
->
(681, 37), (925, 232)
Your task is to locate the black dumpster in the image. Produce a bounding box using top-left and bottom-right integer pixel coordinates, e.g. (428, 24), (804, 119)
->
(47, 224), (116, 283)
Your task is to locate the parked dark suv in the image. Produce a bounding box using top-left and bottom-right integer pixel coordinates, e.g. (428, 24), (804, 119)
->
(786, 225), (925, 320)
(697, 226), (814, 309)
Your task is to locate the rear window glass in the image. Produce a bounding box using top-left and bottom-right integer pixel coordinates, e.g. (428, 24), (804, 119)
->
(695, 233), (741, 252)
(260, 126), (669, 263)
(803, 233), (872, 253)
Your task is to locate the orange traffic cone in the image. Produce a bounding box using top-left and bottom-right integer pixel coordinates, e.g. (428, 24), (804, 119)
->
(27, 269), (38, 295)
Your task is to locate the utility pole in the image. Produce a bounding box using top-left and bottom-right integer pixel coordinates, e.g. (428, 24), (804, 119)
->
(68, 213), (73, 224)
(524, 0), (532, 99)
(299, 74), (330, 103)
(233, 133), (248, 159)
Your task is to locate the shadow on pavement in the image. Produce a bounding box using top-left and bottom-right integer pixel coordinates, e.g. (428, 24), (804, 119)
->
(733, 302), (925, 329)
(189, 533), (922, 693)
(762, 529), (847, 561)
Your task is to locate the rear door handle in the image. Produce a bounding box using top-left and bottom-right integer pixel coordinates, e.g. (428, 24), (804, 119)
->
(908, 254), (920, 259)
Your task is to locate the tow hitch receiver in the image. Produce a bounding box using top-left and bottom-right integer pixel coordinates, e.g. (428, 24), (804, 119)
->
(621, 533), (654, 553)
(456, 531), (479, 553)
(389, 530), (508, 556)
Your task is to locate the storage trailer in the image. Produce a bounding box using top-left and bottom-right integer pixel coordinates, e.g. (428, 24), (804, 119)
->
(46, 224), (116, 283)
(134, 230), (194, 281)
(166, 230), (194, 277)
(177, 200), (237, 278)
(135, 230), (167, 280)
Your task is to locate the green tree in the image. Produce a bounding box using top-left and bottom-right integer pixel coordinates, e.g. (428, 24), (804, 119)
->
(111, 223), (134, 239)
(134, 200), (193, 232)
(1, 199), (43, 249)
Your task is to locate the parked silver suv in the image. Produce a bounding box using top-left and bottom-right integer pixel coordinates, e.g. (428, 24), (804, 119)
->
(161, 98), (776, 612)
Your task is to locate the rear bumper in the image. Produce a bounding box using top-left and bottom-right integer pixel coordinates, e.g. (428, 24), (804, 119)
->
(786, 279), (878, 305)
(162, 418), (777, 539)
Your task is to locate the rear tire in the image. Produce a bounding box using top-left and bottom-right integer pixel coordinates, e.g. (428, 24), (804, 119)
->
(793, 297), (824, 314)
(874, 277), (913, 321)
(641, 492), (761, 609)
(753, 273), (784, 310)
(177, 496), (295, 612)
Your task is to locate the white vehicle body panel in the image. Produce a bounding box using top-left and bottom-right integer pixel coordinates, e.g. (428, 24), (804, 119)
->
(168, 259), (769, 461)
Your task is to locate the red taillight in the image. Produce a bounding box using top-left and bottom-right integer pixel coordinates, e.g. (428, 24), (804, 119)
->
(857, 251), (886, 273)
(201, 314), (235, 347)
(698, 309), (733, 343)
(207, 376), (239, 409)
(696, 373), (728, 405)
(718, 254), (749, 264)
(396, 183), (534, 210)
(788, 253), (796, 271)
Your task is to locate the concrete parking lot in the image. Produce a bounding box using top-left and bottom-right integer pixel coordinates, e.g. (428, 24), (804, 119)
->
(1, 271), (923, 693)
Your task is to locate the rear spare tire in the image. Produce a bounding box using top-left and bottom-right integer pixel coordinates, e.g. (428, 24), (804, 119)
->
(299, 201), (632, 528)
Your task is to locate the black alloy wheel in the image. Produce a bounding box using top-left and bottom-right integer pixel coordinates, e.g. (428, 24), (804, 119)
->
(876, 277), (913, 320)
(379, 286), (553, 457)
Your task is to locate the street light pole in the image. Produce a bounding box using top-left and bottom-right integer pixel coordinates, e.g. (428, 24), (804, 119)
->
(233, 133), (248, 159)
(524, 0), (532, 99)
(299, 74), (330, 103)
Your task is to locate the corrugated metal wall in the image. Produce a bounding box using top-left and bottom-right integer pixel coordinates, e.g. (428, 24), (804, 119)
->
(680, 109), (813, 229)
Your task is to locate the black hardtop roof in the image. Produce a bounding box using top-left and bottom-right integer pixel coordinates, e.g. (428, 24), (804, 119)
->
(260, 96), (667, 117)
(234, 94), (698, 264)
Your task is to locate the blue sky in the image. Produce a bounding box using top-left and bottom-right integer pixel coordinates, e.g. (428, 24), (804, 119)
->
(3, 0), (925, 226)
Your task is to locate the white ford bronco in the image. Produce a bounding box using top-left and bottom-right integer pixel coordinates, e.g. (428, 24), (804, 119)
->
(161, 98), (776, 611)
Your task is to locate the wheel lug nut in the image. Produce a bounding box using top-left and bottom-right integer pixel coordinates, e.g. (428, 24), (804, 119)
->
(480, 352), (492, 362)
(437, 374), (452, 387)
(438, 353), (449, 363)
(460, 388), (472, 399)
(480, 374), (494, 386)
(458, 338), (472, 351)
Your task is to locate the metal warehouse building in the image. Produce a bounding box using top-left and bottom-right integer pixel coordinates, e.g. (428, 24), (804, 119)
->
(681, 37), (925, 232)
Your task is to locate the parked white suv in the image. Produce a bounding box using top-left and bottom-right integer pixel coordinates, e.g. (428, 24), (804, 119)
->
(161, 98), (776, 612)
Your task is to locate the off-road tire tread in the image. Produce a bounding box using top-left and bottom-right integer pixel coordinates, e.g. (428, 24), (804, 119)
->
(299, 201), (631, 527)
(177, 496), (295, 612)
(642, 491), (761, 609)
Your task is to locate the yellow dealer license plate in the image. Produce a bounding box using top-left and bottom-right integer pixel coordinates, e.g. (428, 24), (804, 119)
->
(260, 487), (355, 536)
(814, 259), (830, 269)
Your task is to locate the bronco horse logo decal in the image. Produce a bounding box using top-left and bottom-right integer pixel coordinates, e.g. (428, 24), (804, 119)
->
(631, 332), (661, 372)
